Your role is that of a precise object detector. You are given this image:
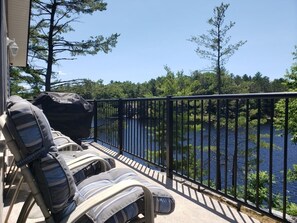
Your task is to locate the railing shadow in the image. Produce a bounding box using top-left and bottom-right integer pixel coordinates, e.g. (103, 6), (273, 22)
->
(90, 142), (261, 223)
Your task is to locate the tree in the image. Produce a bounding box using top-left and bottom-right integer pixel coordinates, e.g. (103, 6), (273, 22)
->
(10, 66), (44, 98)
(270, 78), (288, 92)
(189, 3), (246, 94)
(10, 67), (28, 97)
(275, 46), (297, 143)
(27, 0), (120, 91)
(189, 3), (246, 189)
(249, 72), (271, 92)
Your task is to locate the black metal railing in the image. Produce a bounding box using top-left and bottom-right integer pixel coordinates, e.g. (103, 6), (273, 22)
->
(92, 92), (297, 222)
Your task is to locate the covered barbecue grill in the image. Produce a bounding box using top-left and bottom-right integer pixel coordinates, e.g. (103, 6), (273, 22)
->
(33, 92), (93, 143)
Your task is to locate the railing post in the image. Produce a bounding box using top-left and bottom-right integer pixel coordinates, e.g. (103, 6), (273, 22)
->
(93, 99), (98, 142)
(118, 99), (124, 155)
(216, 99), (221, 190)
(166, 96), (173, 179)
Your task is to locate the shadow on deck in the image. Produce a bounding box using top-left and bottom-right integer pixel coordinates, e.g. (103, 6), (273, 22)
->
(88, 142), (268, 223)
(1, 141), (278, 223)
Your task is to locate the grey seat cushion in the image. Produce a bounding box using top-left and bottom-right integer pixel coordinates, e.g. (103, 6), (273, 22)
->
(61, 150), (113, 184)
(76, 168), (175, 223)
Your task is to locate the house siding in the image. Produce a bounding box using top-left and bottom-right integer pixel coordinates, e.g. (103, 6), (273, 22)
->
(0, 0), (8, 222)
(0, 0), (8, 116)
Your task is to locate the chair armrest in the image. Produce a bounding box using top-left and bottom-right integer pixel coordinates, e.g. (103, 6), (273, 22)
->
(63, 179), (155, 223)
(66, 154), (111, 171)
(56, 141), (83, 151)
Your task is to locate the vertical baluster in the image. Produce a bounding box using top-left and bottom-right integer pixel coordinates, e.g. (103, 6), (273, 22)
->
(130, 100), (133, 154)
(146, 100), (149, 161)
(166, 96), (173, 179)
(200, 100), (204, 184)
(139, 100), (142, 157)
(136, 100), (138, 156)
(283, 98), (289, 220)
(175, 100), (179, 175)
(162, 100), (166, 167)
(158, 100), (161, 165)
(154, 100), (157, 163)
(93, 99), (97, 142)
(133, 100), (136, 155)
(194, 100), (197, 182)
(268, 98), (274, 213)
(208, 99), (211, 187)
(256, 99), (261, 208)
(216, 99), (221, 190)
(149, 100), (153, 162)
(224, 99), (229, 194)
(181, 100), (184, 176)
(244, 99), (249, 202)
(187, 100), (190, 179)
(233, 99), (239, 198)
(118, 99), (123, 154)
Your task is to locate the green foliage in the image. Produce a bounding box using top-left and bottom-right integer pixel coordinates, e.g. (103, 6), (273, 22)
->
(237, 171), (282, 209)
(24, 0), (120, 91)
(288, 164), (297, 181)
(53, 79), (104, 99)
(10, 67), (44, 98)
(190, 71), (217, 94)
(246, 171), (270, 204)
(250, 72), (272, 92)
(153, 66), (193, 96)
(188, 3), (247, 94)
(48, 65), (287, 102)
(10, 67), (28, 97)
(287, 202), (297, 216)
(275, 98), (297, 143)
(275, 49), (297, 143)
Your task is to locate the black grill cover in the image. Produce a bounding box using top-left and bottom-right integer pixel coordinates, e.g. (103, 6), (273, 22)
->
(33, 92), (93, 141)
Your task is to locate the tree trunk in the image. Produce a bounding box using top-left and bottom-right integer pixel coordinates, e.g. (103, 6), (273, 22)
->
(45, 1), (57, 91)
(216, 23), (222, 190)
(217, 24), (222, 95)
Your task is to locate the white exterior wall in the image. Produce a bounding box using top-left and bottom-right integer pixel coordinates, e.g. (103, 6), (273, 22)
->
(0, 0), (8, 115)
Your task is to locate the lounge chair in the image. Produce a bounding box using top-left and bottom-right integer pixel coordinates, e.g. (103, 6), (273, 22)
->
(5, 96), (116, 184)
(51, 129), (116, 172)
(2, 101), (116, 222)
(1, 97), (175, 222)
(3, 97), (117, 222)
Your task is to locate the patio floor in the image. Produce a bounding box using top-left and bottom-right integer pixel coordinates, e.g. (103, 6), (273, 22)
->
(2, 141), (277, 223)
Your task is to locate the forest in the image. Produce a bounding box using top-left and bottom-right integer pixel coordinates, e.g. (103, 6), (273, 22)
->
(10, 66), (290, 100)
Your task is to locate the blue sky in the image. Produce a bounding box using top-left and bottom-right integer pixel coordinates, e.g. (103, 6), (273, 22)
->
(56, 0), (297, 84)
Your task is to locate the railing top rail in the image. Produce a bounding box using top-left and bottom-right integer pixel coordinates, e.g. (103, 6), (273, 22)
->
(172, 92), (297, 100)
(92, 97), (166, 102)
(91, 92), (297, 102)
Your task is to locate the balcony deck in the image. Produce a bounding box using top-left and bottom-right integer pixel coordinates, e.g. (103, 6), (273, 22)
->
(2, 141), (273, 223)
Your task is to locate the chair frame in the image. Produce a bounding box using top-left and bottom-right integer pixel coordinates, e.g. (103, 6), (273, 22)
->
(1, 113), (155, 223)
(3, 129), (112, 223)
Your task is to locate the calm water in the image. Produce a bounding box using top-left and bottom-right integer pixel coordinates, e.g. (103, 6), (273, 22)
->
(99, 119), (297, 203)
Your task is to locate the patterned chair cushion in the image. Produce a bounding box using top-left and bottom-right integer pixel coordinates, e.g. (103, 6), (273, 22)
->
(6, 96), (77, 221)
(76, 168), (175, 223)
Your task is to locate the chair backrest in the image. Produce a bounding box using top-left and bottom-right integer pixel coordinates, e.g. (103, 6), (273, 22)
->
(4, 96), (77, 221)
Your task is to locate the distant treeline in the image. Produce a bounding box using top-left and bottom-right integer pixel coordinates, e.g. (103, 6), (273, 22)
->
(11, 67), (289, 99)
(52, 68), (288, 100)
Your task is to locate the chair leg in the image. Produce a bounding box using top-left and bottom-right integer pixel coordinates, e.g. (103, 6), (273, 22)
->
(5, 159), (17, 183)
(4, 166), (19, 198)
(17, 193), (55, 223)
(17, 193), (35, 223)
(4, 176), (23, 223)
